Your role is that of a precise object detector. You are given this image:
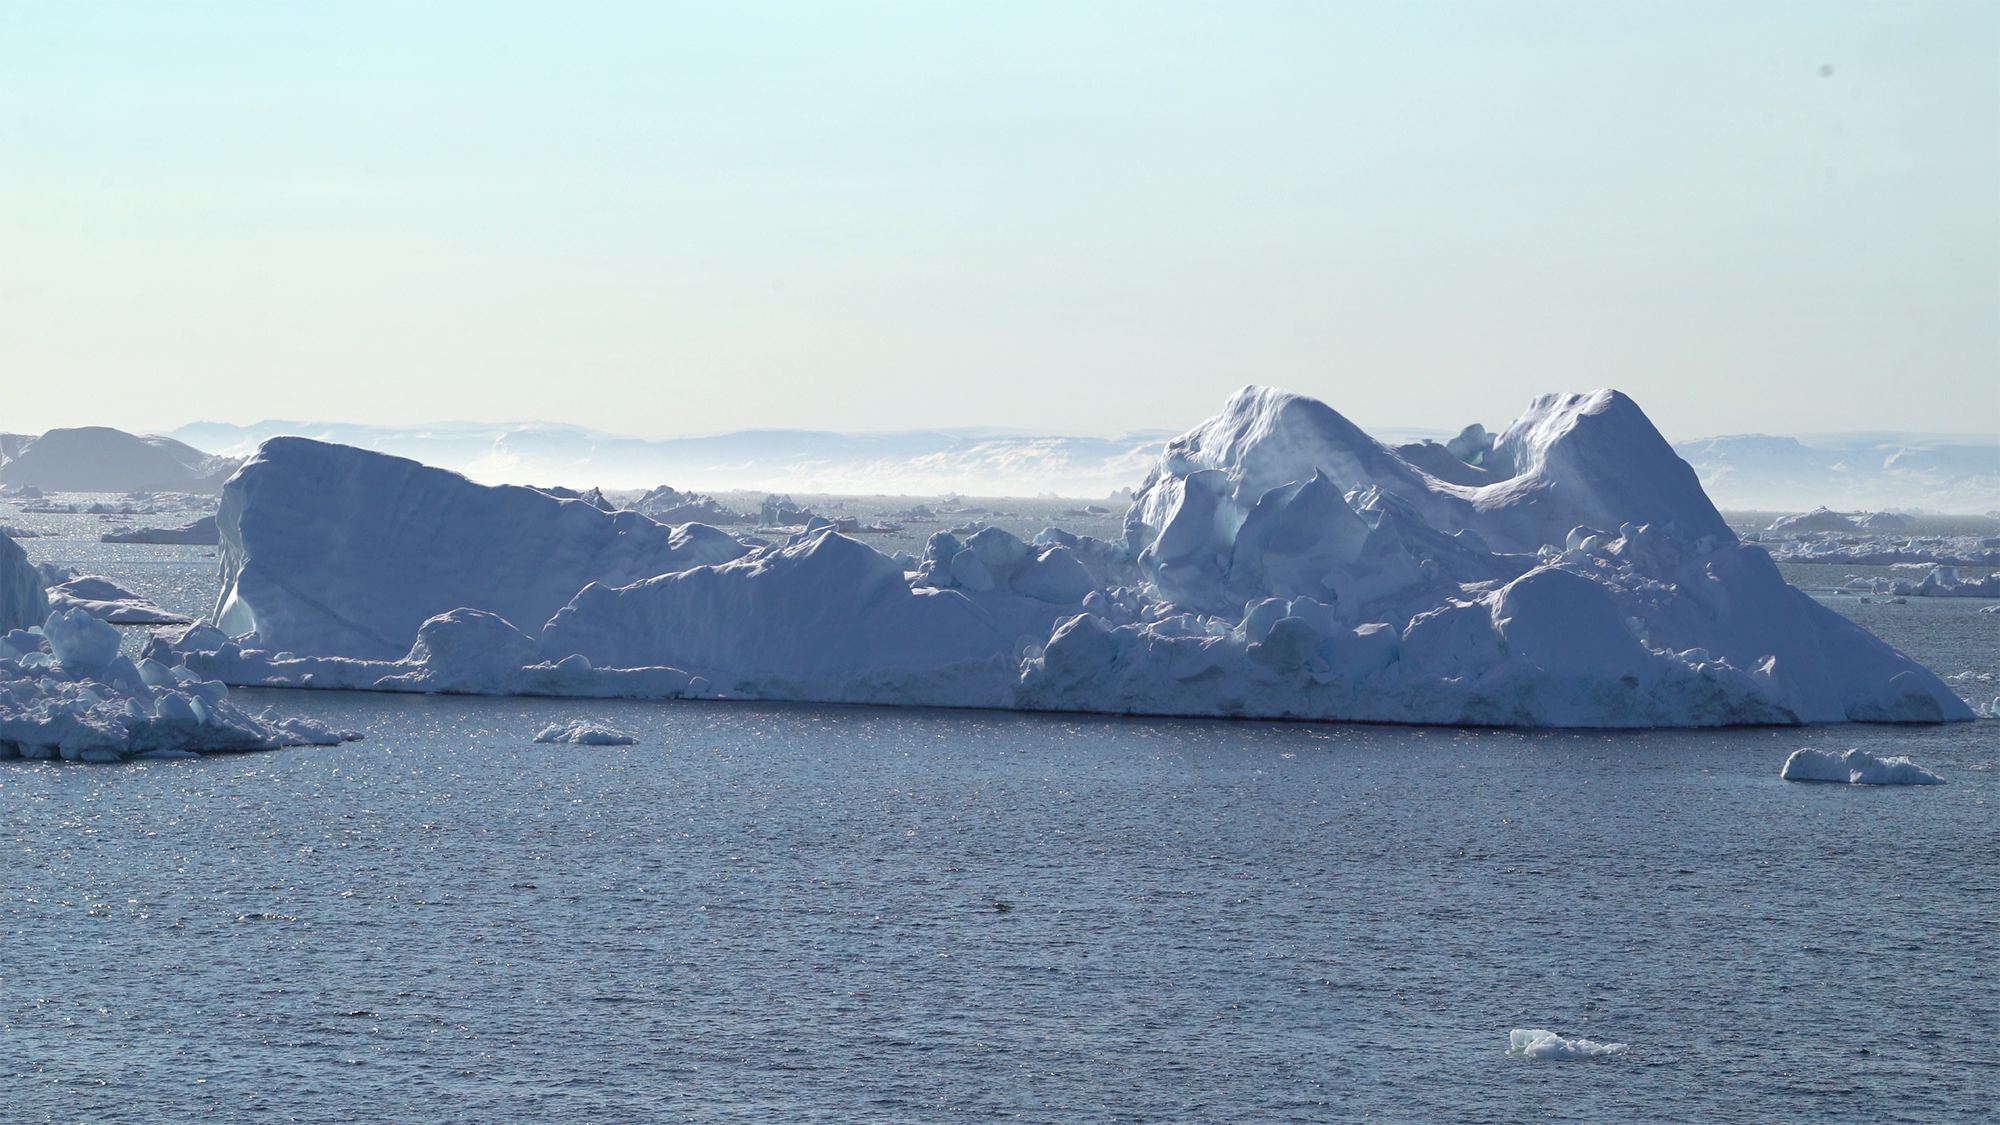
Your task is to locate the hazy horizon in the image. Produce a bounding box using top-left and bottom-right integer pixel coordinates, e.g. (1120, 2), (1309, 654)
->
(3, 1), (1994, 441)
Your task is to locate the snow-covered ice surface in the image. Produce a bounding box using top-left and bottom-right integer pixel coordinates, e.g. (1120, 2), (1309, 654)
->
(172, 387), (1972, 728)
(1781, 747), (1945, 785)
(1507, 1028), (1629, 1059)
(532, 719), (638, 746)
(211, 437), (747, 660)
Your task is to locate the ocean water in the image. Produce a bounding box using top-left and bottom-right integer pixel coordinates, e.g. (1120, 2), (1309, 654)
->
(5, 698), (1995, 1122)
(4, 508), (1998, 1121)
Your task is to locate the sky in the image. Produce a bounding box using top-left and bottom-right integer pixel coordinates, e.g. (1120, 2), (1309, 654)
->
(1, 1), (1994, 443)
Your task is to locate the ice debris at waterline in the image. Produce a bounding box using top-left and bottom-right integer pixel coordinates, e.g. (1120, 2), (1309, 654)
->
(0, 609), (360, 762)
(1507, 1029), (1629, 1060)
(161, 386), (1972, 728)
(1780, 748), (1945, 786)
(533, 719), (638, 746)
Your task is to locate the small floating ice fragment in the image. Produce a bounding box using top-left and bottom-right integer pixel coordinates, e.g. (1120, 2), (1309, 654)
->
(533, 719), (637, 746)
(1780, 747), (1945, 785)
(1507, 1029), (1628, 1059)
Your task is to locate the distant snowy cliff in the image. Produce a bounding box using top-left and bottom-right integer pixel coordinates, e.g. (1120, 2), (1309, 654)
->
(1673, 433), (2000, 513)
(164, 387), (1971, 728)
(0, 427), (241, 493)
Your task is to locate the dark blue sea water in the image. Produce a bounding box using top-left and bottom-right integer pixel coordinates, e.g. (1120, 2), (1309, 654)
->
(4, 509), (1997, 1121)
(5, 696), (1995, 1122)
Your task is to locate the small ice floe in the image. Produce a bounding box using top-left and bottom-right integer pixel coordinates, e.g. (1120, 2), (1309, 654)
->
(1781, 747), (1945, 785)
(1507, 1029), (1628, 1060)
(533, 719), (637, 746)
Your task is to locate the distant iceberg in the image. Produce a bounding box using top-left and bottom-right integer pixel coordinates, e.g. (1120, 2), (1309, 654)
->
(101, 515), (220, 546)
(0, 427), (240, 493)
(1507, 1029), (1628, 1060)
(1780, 747), (1945, 785)
(157, 387), (1973, 729)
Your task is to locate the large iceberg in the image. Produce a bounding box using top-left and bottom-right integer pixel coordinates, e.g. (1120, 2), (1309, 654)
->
(101, 515), (221, 546)
(165, 388), (1972, 728)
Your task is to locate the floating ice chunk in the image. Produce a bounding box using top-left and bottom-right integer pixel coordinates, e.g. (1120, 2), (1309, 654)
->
(1780, 747), (1945, 785)
(533, 719), (637, 746)
(46, 575), (195, 624)
(169, 385), (1974, 729)
(269, 716), (348, 745)
(211, 437), (747, 658)
(44, 608), (121, 673)
(1508, 1029), (1628, 1059)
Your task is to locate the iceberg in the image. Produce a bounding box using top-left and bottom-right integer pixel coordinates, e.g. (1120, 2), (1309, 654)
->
(1780, 747), (1945, 785)
(164, 388), (1972, 728)
(533, 719), (638, 746)
(1507, 1029), (1628, 1060)
(1768, 507), (1881, 534)
(46, 575), (194, 625)
(211, 438), (749, 660)
(0, 609), (360, 762)
(0, 533), (49, 632)
(100, 515), (220, 546)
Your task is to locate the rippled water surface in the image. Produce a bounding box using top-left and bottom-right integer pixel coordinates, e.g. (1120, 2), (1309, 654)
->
(4, 508), (1998, 1121)
(6, 697), (1996, 1122)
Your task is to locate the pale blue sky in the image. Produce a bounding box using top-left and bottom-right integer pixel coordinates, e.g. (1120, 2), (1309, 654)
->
(2, 1), (1993, 440)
